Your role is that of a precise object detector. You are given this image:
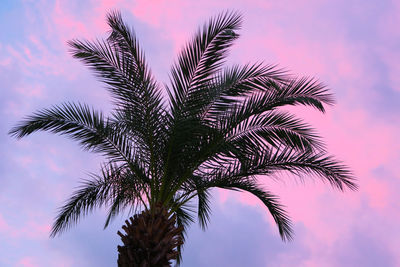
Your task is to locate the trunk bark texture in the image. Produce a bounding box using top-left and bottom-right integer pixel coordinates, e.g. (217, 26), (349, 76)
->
(117, 205), (183, 267)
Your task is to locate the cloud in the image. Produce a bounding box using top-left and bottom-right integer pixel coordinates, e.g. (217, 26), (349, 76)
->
(16, 257), (38, 267)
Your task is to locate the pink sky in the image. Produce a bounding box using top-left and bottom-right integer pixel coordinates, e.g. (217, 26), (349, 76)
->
(1, 0), (399, 266)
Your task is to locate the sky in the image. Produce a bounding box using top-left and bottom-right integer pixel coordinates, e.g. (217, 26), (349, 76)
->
(1, 0), (399, 266)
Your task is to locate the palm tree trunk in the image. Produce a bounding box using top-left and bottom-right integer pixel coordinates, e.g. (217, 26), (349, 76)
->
(117, 204), (184, 267)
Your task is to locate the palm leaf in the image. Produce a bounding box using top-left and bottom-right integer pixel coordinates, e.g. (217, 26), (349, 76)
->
(225, 110), (324, 152)
(219, 180), (293, 241)
(262, 148), (357, 191)
(168, 11), (242, 116)
(9, 102), (134, 163)
(209, 147), (357, 191)
(51, 163), (144, 236)
(183, 176), (293, 241)
(174, 203), (195, 266)
(255, 77), (335, 112)
(200, 63), (289, 121)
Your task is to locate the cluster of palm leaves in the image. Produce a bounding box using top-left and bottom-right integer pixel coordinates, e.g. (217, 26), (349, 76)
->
(10, 10), (356, 263)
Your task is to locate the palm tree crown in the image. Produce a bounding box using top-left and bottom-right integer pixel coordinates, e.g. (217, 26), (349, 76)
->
(9, 10), (356, 264)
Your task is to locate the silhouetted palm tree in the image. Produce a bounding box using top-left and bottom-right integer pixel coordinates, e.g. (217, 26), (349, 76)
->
(10, 11), (356, 266)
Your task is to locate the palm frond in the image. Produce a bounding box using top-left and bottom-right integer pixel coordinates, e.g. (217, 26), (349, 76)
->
(215, 76), (334, 131)
(209, 147), (357, 191)
(258, 77), (335, 112)
(225, 110), (324, 152)
(51, 164), (144, 236)
(183, 176), (293, 241)
(103, 168), (148, 228)
(168, 11), (242, 116)
(262, 148), (357, 191)
(196, 188), (212, 230)
(68, 38), (142, 106)
(220, 180), (293, 241)
(69, 21), (167, 178)
(9, 102), (135, 163)
(203, 76), (332, 134)
(162, 11), (243, 202)
(200, 63), (289, 121)
(106, 10), (166, 139)
(174, 203), (195, 266)
(106, 11), (150, 81)
(69, 18), (164, 111)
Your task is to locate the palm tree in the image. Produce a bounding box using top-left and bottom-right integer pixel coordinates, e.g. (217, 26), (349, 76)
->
(9, 11), (356, 266)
